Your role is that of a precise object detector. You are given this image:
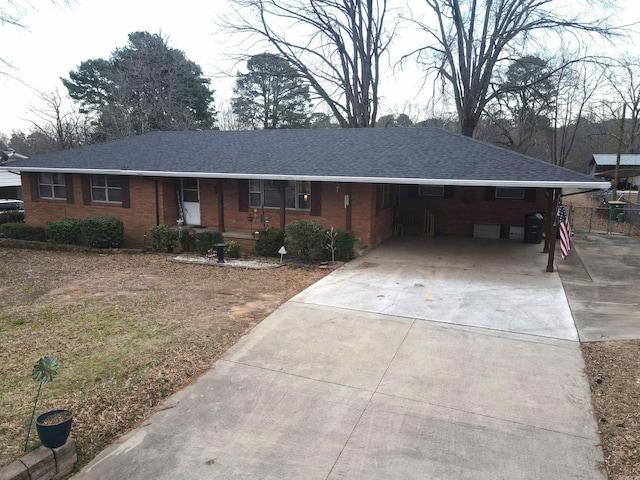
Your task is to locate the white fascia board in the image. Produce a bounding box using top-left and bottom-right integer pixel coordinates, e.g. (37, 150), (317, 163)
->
(1, 166), (608, 190)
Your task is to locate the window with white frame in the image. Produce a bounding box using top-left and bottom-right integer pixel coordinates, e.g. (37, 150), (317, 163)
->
(249, 180), (311, 210)
(495, 187), (525, 200)
(38, 172), (67, 199)
(91, 175), (122, 203)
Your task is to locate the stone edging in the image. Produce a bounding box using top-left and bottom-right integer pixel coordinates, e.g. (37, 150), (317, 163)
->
(0, 438), (76, 480)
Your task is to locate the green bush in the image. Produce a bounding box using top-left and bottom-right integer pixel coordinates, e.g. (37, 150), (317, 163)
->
(150, 224), (178, 252)
(324, 228), (355, 261)
(195, 230), (224, 255)
(255, 227), (284, 257)
(285, 220), (324, 261)
(45, 219), (81, 245)
(0, 222), (46, 241)
(0, 211), (24, 225)
(79, 216), (124, 248)
(226, 240), (241, 258)
(179, 228), (197, 252)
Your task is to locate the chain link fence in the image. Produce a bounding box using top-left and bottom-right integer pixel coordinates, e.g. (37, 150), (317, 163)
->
(568, 191), (640, 236)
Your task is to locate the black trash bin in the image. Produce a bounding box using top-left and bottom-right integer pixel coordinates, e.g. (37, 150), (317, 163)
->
(524, 212), (544, 244)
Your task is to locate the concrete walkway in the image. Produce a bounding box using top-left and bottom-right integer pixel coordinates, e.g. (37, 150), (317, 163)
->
(76, 237), (604, 479)
(557, 232), (640, 341)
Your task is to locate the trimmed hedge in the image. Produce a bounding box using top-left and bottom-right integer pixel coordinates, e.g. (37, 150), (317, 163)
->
(226, 240), (241, 258)
(0, 210), (24, 225)
(324, 228), (355, 261)
(285, 220), (324, 261)
(195, 230), (224, 255)
(45, 219), (81, 245)
(255, 227), (285, 257)
(150, 224), (178, 252)
(79, 216), (124, 248)
(0, 222), (46, 242)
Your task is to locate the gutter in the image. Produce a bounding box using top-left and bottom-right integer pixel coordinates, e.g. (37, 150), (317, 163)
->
(0, 166), (609, 190)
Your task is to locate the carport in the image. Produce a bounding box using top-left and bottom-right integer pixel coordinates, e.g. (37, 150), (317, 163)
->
(390, 184), (597, 273)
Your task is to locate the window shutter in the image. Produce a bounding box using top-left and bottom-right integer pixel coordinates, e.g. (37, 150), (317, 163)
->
(310, 182), (322, 216)
(82, 175), (91, 205)
(443, 186), (455, 199)
(120, 176), (131, 208)
(238, 179), (249, 212)
(65, 174), (74, 204)
(484, 187), (496, 201)
(29, 173), (39, 202)
(524, 188), (536, 202)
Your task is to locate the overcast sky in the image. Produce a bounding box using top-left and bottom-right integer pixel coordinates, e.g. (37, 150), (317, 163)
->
(1, 0), (639, 137)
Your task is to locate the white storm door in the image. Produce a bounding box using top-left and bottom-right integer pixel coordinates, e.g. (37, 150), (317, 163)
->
(182, 178), (201, 225)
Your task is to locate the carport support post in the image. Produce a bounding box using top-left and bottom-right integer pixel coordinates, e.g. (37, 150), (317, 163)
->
(543, 188), (555, 253)
(546, 189), (561, 273)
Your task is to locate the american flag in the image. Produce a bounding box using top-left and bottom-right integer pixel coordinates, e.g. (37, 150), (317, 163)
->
(557, 198), (571, 260)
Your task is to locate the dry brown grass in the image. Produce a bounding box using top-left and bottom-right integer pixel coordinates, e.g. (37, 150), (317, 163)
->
(582, 341), (640, 480)
(0, 249), (328, 470)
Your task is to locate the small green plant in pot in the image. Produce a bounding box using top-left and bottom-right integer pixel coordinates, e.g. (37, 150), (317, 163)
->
(24, 356), (72, 451)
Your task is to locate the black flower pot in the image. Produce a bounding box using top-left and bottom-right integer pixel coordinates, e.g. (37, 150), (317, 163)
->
(36, 409), (72, 449)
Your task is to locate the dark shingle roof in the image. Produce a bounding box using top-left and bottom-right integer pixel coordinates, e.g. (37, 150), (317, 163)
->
(2, 128), (605, 188)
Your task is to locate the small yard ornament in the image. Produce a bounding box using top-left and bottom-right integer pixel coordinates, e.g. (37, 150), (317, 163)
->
(25, 356), (60, 451)
(278, 246), (287, 264)
(325, 227), (338, 263)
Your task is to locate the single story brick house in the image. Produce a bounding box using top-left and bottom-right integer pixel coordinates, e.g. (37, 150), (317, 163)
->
(1, 128), (605, 254)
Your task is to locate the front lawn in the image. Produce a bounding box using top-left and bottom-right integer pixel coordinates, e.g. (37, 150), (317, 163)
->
(0, 248), (327, 469)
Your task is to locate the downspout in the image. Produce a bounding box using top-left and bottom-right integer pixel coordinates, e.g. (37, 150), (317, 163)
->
(278, 182), (286, 228)
(346, 183), (352, 230)
(217, 179), (225, 232)
(154, 179), (160, 226)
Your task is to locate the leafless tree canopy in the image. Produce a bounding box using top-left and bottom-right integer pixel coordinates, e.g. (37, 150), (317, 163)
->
(223, 0), (394, 127)
(600, 55), (640, 152)
(27, 90), (91, 151)
(408, 0), (619, 137)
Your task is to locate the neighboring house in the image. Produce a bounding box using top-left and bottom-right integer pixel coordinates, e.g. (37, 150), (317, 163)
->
(590, 154), (640, 190)
(0, 149), (27, 199)
(1, 128), (605, 250)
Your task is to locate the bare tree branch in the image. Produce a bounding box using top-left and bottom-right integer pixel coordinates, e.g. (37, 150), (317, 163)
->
(404, 0), (622, 137)
(222, 0), (396, 127)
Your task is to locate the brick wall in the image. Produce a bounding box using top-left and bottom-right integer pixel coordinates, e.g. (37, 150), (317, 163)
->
(397, 186), (548, 237)
(21, 174), (546, 249)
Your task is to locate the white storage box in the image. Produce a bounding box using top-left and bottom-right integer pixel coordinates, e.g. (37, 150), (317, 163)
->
(509, 226), (525, 241)
(473, 223), (500, 239)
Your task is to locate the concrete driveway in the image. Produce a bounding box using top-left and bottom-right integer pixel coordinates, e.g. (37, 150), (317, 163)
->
(557, 232), (640, 341)
(76, 237), (604, 479)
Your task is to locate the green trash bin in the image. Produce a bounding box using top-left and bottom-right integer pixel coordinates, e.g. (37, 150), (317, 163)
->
(608, 201), (626, 221)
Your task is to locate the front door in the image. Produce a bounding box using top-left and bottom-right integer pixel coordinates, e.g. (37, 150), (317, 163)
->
(182, 178), (201, 225)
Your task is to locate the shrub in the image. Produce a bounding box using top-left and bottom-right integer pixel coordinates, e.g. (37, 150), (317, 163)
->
(195, 230), (224, 255)
(79, 216), (124, 248)
(285, 220), (324, 261)
(0, 222), (46, 241)
(255, 227), (284, 257)
(179, 228), (197, 252)
(0, 210), (24, 225)
(150, 224), (178, 252)
(45, 219), (81, 245)
(324, 228), (355, 261)
(226, 240), (241, 258)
